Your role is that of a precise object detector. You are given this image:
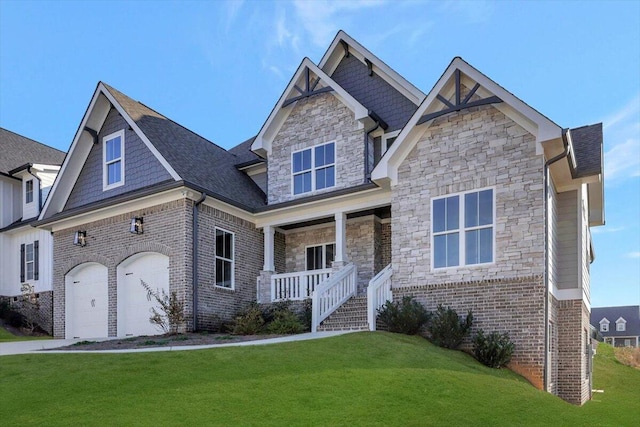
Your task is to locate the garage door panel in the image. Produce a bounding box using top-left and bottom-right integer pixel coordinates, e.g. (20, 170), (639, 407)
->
(65, 263), (108, 339)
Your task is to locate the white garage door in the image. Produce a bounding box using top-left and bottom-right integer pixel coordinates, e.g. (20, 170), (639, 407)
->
(117, 252), (170, 337)
(65, 263), (109, 339)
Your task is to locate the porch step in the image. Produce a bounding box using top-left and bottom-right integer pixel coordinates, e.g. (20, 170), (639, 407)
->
(317, 295), (369, 332)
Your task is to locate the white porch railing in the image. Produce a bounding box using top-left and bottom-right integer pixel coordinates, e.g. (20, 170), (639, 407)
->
(367, 263), (393, 331)
(311, 263), (357, 333)
(271, 269), (332, 302)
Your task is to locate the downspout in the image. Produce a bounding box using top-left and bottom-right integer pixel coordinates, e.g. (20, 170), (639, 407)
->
(27, 165), (43, 210)
(192, 192), (206, 331)
(364, 110), (388, 183)
(543, 129), (570, 391)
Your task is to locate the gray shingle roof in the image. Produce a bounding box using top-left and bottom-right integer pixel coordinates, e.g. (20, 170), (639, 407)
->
(571, 123), (603, 178)
(0, 128), (65, 174)
(102, 84), (266, 211)
(591, 306), (640, 337)
(229, 135), (264, 166)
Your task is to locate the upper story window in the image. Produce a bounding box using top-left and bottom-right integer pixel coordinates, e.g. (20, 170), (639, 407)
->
(306, 243), (335, 270)
(292, 142), (335, 195)
(600, 318), (609, 332)
(215, 228), (234, 289)
(616, 317), (626, 332)
(432, 188), (494, 269)
(25, 180), (34, 204)
(103, 130), (125, 190)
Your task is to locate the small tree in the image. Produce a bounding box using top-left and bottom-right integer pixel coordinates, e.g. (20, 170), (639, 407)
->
(19, 283), (40, 334)
(140, 280), (185, 335)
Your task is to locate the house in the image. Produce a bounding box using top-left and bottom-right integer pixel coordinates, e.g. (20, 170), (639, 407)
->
(0, 128), (66, 333)
(36, 31), (604, 405)
(591, 306), (640, 347)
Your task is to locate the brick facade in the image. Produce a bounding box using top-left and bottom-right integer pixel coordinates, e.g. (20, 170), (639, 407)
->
(7, 290), (53, 335)
(557, 299), (592, 405)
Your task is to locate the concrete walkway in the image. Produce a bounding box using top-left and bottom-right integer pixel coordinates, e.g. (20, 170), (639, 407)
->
(0, 330), (354, 356)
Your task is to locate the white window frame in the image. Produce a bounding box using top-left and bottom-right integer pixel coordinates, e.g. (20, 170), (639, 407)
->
(215, 227), (235, 289)
(616, 317), (626, 332)
(25, 243), (34, 281)
(103, 129), (125, 191)
(599, 318), (609, 332)
(25, 179), (34, 204)
(291, 142), (336, 196)
(431, 187), (496, 270)
(305, 243), (336, 271)
(380, 130), (400, 157)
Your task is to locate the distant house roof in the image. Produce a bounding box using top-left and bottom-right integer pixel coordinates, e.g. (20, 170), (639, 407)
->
(591, 306), (640, 337)
(102, 84), (267, 211)
(0, 128), (65, 174)
(570, 123), (603, 178)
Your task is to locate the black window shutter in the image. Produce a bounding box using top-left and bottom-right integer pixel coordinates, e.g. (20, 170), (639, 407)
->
(34, 240), (39, 280)
(20, 244), (25, 282)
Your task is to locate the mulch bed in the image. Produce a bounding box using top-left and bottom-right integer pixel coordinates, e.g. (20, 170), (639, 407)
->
(50, 332), (288, 351)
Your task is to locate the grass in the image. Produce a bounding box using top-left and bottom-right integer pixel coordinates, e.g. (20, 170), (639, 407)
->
(0, 332), (638, 426)
(0, 326), (50, 342)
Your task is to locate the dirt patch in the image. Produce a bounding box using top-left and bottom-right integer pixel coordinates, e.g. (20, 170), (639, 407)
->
(50, 332), (288, 351)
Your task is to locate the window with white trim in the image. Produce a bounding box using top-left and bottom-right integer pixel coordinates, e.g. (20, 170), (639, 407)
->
(25, 180), (34, 204)
(103, 130), (124, 190)
(306, 243), (335, 270)
(616, 318), (626, 332)
(25, 243), (34, 280)
(292, 142), (335, 195)
(432, 188), (494, 269)
(600, 318), (609, 332)
(215, 228), (234, 289)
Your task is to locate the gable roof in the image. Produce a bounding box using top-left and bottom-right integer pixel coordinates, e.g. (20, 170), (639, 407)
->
(0, 128), (65, 174)
(570, 123), (603, 178)
(40, 83), (266, 221)
(591, 306), (640, 336)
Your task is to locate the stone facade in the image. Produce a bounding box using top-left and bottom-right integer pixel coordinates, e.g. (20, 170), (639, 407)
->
(267, 92), (364, 204)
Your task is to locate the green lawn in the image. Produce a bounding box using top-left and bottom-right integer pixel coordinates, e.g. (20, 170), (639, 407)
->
(0, 332), (637, 426)
(0, 326), (50, 342)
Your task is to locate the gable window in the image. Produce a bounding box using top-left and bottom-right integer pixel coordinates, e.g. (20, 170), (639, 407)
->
(432, 188), (494, 269)
(600, 319), (609, 332)
(25, 180), (34, 204)
(103, 130), (125, 190)
(20, 241), (39, 282)
(306, 243), (335, 270)
(616, 318), (626, 332)
(292, 142), (335, 195)
(215, 228), (234, 289)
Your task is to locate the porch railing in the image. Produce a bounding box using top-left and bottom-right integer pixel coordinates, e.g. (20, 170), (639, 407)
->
(311, 263), (357, 333)
(366, 263), (393, 331)
(271, 269), (332, 302)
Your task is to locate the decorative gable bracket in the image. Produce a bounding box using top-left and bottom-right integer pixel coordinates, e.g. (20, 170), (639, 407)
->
(282, 68), (334, 108)
(417, 69), (503, 125)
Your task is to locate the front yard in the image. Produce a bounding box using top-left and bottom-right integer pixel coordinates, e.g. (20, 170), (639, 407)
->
(0, 332), (637, 425)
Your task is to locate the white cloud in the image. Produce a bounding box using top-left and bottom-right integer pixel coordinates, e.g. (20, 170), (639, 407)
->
(603, 95), (640, 183)
(626, 252), (640, 259)
(223, 0), (245, 33)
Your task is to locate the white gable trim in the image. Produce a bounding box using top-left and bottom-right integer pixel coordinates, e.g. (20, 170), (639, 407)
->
(251, 58), (368, 157)
(371, 57), (563, 186)
(616, 317), (627, 324)
(319, 31), (425, 106)
(599, 318), (609, 325)
(39, 83), (181, 221)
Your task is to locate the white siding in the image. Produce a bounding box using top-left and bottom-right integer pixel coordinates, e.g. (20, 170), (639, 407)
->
(21, 175), (39, 220)
(548, 178), (559, 291)
(0, 176), (21, 228)
(556, 190), (578, 290)
(580, 185), (590, 300)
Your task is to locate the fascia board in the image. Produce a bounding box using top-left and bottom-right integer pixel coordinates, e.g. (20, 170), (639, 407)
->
(252, 58), (368, 156)
(319, 31), (425, 105)
(39, 85), (110, 220)
(99, 84), (181, 181)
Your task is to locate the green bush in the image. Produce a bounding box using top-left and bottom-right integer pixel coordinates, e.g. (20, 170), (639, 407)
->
(377, 296), (430, 335)
(6, 310), (25, 328)
(473, 329), (515, 368)
(267, 309), (305, 334)
(0, 299), (10, 319)
(427, 304), (473, 349)
(299, 299), (312, 332)
(232, 303), (265, 335)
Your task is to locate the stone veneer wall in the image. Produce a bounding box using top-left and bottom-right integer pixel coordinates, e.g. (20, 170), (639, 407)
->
(52, 199), (191, 338)
(196, 204), (263, 331)
(380, 221), (391, 271)
(8, 290), (53, 335)
(395, 276), (546, 388)
(557, 299), (592, 405)
(267, 92), (364, 204)
(274, 230), (286, 274)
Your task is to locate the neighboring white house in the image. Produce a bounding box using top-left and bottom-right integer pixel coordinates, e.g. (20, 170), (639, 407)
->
(0, 128), (65, 333)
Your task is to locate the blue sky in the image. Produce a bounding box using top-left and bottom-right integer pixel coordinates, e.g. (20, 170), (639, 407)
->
(1, 1), (638, 307)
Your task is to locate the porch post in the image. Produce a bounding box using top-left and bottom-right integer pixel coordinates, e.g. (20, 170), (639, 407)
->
(263, 225), (275, 272)
(334, 212), (347, 266)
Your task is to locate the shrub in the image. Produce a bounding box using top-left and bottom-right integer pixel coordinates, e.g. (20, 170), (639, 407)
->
(232, 303), (265, 335)
(141, 280), (185, 335)
(6, 310), (25, 328)
(377, 296), (430, 335)
(299, 299), (312, 332)
(427, 304), (473, 349)
(267, 309), (305, 334)
(0, 299), (10, 319)
(473, 329), (515, 368)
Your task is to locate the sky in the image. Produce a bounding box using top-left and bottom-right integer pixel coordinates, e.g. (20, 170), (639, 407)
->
(1, 0), (638, 308)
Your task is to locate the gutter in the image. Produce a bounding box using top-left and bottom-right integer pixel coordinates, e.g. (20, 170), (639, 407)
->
(192, 192), (206, 331)
(364, 110), (388, 183)
(543, 128), (571, 391)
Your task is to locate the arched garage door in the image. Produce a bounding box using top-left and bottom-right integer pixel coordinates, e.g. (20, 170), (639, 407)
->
(117, 252), (170, 337)
(65, 262), (108, 339)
